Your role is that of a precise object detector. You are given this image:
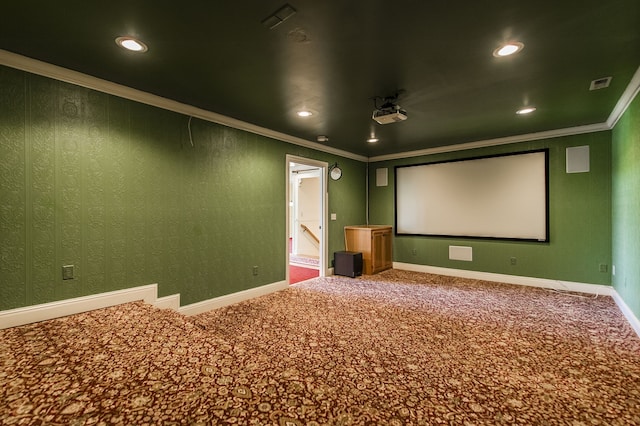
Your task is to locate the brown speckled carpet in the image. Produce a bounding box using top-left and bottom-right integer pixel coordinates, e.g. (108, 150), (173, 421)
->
(2, 270), (639, 425)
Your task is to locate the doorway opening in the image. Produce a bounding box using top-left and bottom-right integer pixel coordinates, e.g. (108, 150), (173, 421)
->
(286, 155), (327, 284)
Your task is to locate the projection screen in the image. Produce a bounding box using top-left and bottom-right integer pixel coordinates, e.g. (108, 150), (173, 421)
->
(395, 150), (548, 241)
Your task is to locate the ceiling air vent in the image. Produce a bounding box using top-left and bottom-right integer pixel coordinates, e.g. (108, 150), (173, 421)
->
(262, 4), (297, 29)
(589, 77), (612, 91)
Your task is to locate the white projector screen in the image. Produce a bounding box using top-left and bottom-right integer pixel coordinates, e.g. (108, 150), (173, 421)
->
(395, 150), (548, 241)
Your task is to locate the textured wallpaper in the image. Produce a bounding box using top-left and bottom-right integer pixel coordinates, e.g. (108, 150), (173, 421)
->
(368, 131), (613, 286)
(1, 67), (28, 307)
(0, 65), (367, 310)
(612, 94), (640, 320)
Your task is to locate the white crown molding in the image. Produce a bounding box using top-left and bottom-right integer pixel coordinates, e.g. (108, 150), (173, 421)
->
(0, 49), (367, 163)
(1, 50), (637, 167)
(607, 65), (640, 128)
(369, 123), (610, 163)
(369, 64), (640, 164)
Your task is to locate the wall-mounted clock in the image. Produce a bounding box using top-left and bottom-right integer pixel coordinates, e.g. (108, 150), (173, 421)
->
(330, 165), (342, 180)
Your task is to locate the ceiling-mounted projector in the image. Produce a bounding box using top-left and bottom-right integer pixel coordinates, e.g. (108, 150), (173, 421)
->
(372, 104), (408, 125)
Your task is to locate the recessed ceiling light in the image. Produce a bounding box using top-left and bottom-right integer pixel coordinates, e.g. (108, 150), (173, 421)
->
(115, 36), (148, 52)
(367, 137), (379, 143)
(493, 42), (524, 57)
(297, 110), (313, 117)
(516, 106), (536, 115)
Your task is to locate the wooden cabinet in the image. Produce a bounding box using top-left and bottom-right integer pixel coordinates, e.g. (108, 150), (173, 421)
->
(344, 225), (392, 275)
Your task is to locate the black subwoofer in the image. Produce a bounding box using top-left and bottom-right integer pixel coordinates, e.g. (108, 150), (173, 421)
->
(334, 251), (363, 278)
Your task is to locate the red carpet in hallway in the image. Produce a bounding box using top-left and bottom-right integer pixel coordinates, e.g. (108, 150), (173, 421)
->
(290, 264), (319, 284)
(289, 238), (319, 284)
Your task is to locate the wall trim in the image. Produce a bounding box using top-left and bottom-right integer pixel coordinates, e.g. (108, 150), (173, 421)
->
(611, 291), (640, 338)
(607, 65), (640, 128)
(393, 262), (615, 296)
(2, 51), (637, 166)
(0, 279), (290, 328)
(3, 274), (636, 338)
(369, 124), (610, 163)
(370, 65), (640, 163)
(0, 284), (159, 330)
(395, 263), (639, 338)
(179, 280), (289, 317)
(155, 294), (181, 311)
(0, 49), (367, 163)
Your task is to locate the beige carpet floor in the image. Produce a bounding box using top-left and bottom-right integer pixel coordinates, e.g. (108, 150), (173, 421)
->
(1, 270), (639, 425)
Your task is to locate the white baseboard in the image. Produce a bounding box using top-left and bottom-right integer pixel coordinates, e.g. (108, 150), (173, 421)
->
(0, 284), (158, 330)
(393, 262), (615, 296)
(611, 291), (640, 338)
(6, 272), (636, 340)
(393, 262), (640, 338)
(154, 294), (181, 310)
(1, 280), (290, 329)
(179, 280), (289, 316)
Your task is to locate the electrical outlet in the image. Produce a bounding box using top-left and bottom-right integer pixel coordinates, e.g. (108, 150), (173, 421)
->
(510, 257), (517, 266)
(599, 264), (608, 273)
(252, 266), (259, 276)
(62, 265), (74, 280)
(411, 249), (417, 256)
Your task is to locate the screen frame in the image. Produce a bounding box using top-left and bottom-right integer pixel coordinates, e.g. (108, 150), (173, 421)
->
(394, 149), (550, 242)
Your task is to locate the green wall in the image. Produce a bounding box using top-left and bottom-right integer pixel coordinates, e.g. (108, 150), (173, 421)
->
(2, 61), (637, 317)
(0, 66), (366, 311)
(369, 132), (612, 285)
(612, 94), (640, 320)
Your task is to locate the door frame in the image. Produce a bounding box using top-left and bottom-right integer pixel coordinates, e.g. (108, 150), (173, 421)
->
(286, 155), (328, 282)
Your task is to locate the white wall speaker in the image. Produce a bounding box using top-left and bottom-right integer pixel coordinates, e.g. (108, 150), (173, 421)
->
(376, 168), (388, 186)
(566, 145), (590, 173)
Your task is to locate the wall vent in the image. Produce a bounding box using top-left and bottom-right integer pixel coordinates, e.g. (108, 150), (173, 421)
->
(449, 246), (473, 262)
(262, 4), (297, 29)
(589, 76), (612, 91)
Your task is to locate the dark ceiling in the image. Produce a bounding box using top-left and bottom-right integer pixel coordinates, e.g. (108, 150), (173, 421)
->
(1, 1), (638, 157)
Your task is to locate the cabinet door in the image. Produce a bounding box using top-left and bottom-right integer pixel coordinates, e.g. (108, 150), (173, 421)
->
(371, 230), (392, 273)
(380, 230), (392, 269)
(384, 230), (393, 268)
